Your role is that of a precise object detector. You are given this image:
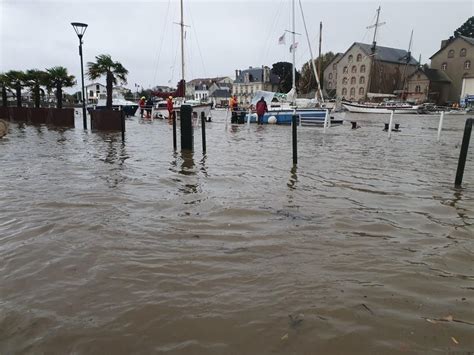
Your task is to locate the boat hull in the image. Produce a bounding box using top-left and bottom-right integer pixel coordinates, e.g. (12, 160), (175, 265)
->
(153, 104), (211, 119)
(243, 109), (343, 125)
(343, 102), (419, 114)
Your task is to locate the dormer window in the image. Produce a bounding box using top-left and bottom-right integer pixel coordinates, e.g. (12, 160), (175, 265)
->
(461, 48), (467, 57)
(448, 49), (454, 58)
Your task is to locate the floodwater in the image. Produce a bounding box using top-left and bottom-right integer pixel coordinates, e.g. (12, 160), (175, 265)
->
(0, 110), (473, 354)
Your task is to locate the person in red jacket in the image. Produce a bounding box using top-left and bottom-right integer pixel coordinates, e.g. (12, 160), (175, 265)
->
(256, 96), (268, 125)
(138, 96), (146, 118)
(167, 96), (174, 120)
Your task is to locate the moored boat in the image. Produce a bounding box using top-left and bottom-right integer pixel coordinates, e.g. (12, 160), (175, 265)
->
(342, 101), (420, 114)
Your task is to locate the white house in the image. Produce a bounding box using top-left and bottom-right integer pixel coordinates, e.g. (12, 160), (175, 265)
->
(85, 83), (106, 104)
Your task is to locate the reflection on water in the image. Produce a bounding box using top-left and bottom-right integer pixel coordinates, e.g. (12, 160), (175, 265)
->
(0, 111), (473, 354)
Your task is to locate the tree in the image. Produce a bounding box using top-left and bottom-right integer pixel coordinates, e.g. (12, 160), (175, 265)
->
(87, 54), (128, 109)
(299, 52), (336, 95)
(46, 66), (76, 109)
(271, 62), (300, 93)
(454, 16), (474, 38)
(5, 70), (25, 107)
(24, 69), (48, 108)
(0, 73), (10, 107)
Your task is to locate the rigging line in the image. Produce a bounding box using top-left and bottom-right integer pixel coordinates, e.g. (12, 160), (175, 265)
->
(153, 0), (172, 87)
(258, 0), (285, 66)
(187, 4), (207, 79)
(170, 41), (180, 86)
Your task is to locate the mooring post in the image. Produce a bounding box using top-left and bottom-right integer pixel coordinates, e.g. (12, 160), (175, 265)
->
(455, 118), (473, 188)
(388, 110), (394, 139)
(323, 110), (329, 134)
(120, 110), (125, 142)
(172, 112), (177, 151)
(180, 105), (193, 150)
(201, 111), (206, 153)
(437, 111), (444, 142)
(247, 107), (251, 126)
(292, 114), (298, 165)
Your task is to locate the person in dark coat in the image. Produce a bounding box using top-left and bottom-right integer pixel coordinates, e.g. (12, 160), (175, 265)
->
(146, 97), (153, 118)
(256, 96), (268, 125)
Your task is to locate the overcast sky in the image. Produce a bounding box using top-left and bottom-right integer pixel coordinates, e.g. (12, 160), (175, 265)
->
(1, 0), (472, 93)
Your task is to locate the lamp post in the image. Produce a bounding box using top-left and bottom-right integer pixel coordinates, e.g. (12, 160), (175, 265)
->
(71, 22), (88, 129)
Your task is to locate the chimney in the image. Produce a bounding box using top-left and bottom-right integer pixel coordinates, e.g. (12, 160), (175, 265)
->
(440, 39), (449, 49)
(235, 69), (239, 80)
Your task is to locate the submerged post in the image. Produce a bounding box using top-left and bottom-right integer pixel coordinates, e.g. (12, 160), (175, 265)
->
(388, 110), (394, 139)
(323, 110), (329, 134)
(247, 107), (251, 126)
(455, 118), (473, 188)
(437, 111), (444, 142)
(292, 114), (298, 165)
(172, 113), (177, 150)
(121, 110), (125, 142)
(180, 105), (193, 150)
(201, 111), (206, 153)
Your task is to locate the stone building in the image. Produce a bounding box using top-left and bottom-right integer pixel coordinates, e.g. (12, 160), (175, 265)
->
(185, 77), (233, 101)
(322, 53), (343, 98)
(233, 66), (279, 106)
(334, 42), (418, 101)
(405, 67), (451, 104)
(430, 35), (474, 103)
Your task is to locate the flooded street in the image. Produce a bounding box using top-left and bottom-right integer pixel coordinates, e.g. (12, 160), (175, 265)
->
(1, 110), (473, 354)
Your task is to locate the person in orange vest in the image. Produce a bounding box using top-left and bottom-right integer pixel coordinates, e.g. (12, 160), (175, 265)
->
(138, 96), (146, 118)
(229, 95), (238, 111)
(167, 96), (174, 120)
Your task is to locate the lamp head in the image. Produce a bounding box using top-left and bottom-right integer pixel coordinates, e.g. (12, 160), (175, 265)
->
(71, 22), (88, 39)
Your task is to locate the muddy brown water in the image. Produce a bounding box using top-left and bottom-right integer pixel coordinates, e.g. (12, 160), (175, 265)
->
(1, 111), (473, 354)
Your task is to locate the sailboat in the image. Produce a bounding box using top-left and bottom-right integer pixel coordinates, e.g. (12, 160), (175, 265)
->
(245, 0), (342, 126)
(151, 0), (211, 120)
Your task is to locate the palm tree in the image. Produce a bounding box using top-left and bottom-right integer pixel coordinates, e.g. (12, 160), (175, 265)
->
(5, 70), (25, 107)
(25, 69), (48, 108)
(45, 66), (76, 109)
(87, 54), (128, 109)
(0, 73), (9, 107)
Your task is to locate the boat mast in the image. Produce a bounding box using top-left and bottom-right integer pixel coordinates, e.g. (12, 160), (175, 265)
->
(366, 6), (385, 98)
(318, 21), (322, 88)
(400, 29), (413, 99)
(292, 0), (296, 102)
(180, 0), (185, 97)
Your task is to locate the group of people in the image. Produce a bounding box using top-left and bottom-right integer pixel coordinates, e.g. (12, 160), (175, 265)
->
(138, 95), (175, 120)
(229, 95), (268, 125)
(138, 96), (154, 118)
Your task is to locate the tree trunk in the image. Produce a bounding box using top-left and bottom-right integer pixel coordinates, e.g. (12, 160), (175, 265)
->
(34, 84), (40, 108)
(57, 82), (63, 109)
(16, 84), (21, 107)
(1, 87), (7, 107)
(106, 71), (113, 109)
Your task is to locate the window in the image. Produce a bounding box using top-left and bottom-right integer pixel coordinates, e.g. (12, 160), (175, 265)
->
(465, 60), (471, 70)
(343, 66), (348, 74)
(350, 87), (355, 97)
(96, 84), (100, 90)
(415, 85), (421, 93)
(441, 63), (447, 70)
(448, 50), (454, 58)
(342, 88), (347, 96)
(360, 65), (366, 73)
(352, 65), (357, 73)
(461, 48), (467, 57)
(351, 77), (356, 85)
(359, 76), (365, 84)
(329, 73), (333, 79)
(343, 77), (348, 85)
(328, 81), (332, 89)
(348, 55), (353, 62)
(333, 63), (337, 70)
(357, 54), (362, 62)
(359, 87), (364, 95)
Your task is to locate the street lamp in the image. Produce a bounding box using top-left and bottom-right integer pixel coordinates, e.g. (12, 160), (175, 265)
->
(71, 22), (88, 129)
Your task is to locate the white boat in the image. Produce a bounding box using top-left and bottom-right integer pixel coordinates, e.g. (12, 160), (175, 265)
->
(152, 99), (211, 120)
(342, 101), (420, 114)
(88, 96), (138, 117)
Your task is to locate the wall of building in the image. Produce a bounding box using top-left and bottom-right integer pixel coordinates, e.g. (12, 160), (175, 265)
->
(335, 45), (371, 101)
(431, 38), (473, 102)
(323, 58), (339, 95)
(370, 61), (417, 97)
(406, 72), (430, 103)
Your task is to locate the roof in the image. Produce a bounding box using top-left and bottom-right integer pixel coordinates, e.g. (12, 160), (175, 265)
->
(86, 82), (105, 88)
(408, 67), (452, 83)
(327, 53), (343, 67)
(234, 67), (279, 84)
(211, 89), (231, 98)
(352, 42), (418, 65)
(430, 36), (474, 59)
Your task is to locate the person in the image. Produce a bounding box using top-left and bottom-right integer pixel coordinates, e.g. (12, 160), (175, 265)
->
(256, 96), (268, 125)
(146, 97), (153, 118)
(138, 96), (146, 118)
(167, 96), (174, 120)
(229, 95), (238, 111)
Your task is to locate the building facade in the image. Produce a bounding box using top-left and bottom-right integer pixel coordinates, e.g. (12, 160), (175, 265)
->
(85, 83), (106, 104)
(405, 67), (451, 104)
(186, 77), (233, 101)
(322, 53), (342, 98)
(430, 36), (474, 103)
(233, 66), (279, 106)
(335, 42), (418, 101)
